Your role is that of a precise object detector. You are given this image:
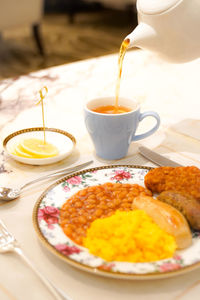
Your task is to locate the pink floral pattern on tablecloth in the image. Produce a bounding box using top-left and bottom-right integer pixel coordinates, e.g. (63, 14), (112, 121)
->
(38, 206), (59, 229)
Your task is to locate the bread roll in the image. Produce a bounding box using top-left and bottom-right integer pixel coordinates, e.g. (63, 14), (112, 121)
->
(132, 195), (192, 249)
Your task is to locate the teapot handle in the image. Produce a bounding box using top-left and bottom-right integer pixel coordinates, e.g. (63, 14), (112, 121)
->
(132, 111), (160, 141)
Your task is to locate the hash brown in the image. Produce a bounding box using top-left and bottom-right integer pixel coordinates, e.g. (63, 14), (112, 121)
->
(144, 166), (200, 201)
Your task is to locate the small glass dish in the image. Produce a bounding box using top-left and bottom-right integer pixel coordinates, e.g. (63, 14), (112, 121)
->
(3, 127), (76, 165)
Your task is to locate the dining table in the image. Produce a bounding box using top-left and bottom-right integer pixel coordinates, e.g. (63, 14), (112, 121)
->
(1, 47), (200, 300)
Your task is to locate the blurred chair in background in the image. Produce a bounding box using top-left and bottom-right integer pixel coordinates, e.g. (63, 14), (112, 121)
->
(84, 0), (136, 10)
(68, 0), (137, 24)
(0, 0), (45, 56)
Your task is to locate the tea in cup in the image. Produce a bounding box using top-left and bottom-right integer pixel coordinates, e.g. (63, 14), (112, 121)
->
(84, 97), (160, 160)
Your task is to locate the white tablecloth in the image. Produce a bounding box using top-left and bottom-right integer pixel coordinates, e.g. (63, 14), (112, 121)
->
(1, 49), (200, 300)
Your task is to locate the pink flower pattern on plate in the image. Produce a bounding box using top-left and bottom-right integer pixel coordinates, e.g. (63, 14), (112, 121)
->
(63, 185), (70, 192)
(173, 255), (182, 262)
(38, 206), (60, 229)
(55, 244), (81, 256)
(111, 170), (131, 181)
(66, 176), (82, 185)
(159, 262), (181, 272)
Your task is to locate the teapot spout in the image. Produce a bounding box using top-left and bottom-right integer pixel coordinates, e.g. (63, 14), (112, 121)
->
(125, 23), (157, 50)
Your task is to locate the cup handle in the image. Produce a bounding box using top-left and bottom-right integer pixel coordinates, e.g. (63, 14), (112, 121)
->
(132, 111), (160, 141)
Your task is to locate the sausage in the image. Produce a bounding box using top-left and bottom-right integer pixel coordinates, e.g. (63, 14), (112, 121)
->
(132, 195), (192, 249)
(157, 191), (200, 230)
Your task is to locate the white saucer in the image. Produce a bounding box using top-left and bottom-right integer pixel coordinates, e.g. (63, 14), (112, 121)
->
(3, 127), (76, 165)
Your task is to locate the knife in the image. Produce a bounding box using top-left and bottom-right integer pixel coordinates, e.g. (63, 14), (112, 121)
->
(138, 146), (182, 167)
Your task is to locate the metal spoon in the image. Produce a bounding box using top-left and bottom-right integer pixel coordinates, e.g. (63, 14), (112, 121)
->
(0, 160), (93, 201)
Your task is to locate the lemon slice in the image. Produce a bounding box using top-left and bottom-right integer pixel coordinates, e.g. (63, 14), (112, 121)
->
(12, 144), (33, 158)
(20, 138), (59, 158)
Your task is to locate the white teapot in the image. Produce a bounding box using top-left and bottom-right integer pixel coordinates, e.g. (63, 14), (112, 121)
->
(126, 0), (200, 62)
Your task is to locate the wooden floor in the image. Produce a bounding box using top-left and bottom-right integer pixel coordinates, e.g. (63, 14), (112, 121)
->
(0, 9), (136, 79)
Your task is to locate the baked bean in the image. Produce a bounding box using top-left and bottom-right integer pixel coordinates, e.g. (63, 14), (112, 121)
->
(95, 209), (103, 217)
(86, 199), (96, 205)
(120, 202), (132, 209)
(85, 204), (96, 209)
(107, 201), (116, 208)
(88, 194), (96, 200)
(70, 213), (78, 218)
(118, 191), (127, 199)
(60, 182), (152, 245)
(79, 190), (87, 197)
(87, 215), (95, 221)
(77, 216), (87, 224)
(112, 198), (120, 206)
(74, 201), (82, 208)
(60, 219), (68, 226)
(98, 203), (108, 210)
(63, 227), (72, 236)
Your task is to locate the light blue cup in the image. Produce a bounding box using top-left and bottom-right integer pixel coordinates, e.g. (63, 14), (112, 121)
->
(84, 97), (160, 160)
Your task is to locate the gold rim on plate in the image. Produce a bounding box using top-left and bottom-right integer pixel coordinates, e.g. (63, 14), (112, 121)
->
(3, 127), (76, 148)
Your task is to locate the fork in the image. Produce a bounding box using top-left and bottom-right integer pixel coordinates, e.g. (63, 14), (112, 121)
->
(0, 219), (73, 300)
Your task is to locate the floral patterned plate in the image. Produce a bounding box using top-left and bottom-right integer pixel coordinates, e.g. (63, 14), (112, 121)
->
(33, 165), (200, 280)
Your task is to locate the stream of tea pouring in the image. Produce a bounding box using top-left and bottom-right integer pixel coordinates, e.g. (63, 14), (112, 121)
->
(115, 38), (130, 111)
(94, 38), (131, 114)
(125, 0), (200, 63)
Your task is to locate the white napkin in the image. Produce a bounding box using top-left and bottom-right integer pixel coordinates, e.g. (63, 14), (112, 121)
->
(171, 119), (200, 141)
